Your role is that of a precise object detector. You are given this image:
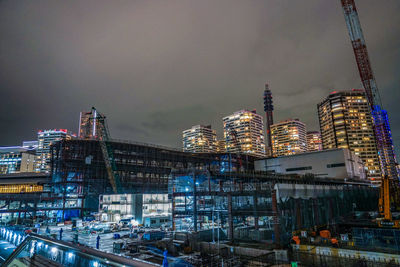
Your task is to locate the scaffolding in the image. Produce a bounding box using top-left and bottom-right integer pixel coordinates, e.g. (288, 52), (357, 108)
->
(50, 139), (256, 219)
(170, 170), (378, 245)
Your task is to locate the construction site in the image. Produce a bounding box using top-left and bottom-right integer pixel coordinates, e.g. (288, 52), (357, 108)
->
(0, 0), (400, 266)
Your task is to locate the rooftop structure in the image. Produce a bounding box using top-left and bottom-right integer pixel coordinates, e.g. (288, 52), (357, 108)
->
(78, 108), (105, 139)
(255, 148), (366, 180)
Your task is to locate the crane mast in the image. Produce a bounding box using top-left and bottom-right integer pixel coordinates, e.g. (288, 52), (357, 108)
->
(91, 107), (121, 193)
(340, 0), (399, 182)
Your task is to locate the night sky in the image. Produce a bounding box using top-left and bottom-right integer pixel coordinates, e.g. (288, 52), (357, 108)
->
(1, 0), (399, 155)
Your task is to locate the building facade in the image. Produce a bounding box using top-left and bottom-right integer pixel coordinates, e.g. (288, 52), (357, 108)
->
(270, 119), (307, 157)
(36, 129), (73, 173)
(307, 131), (323, 152)
(317, 89), (381, 182)
(216, 140), (226, 153)
(254, 148), (366, 180)
(0, 145), (36, 174)
(223, 110), (266, 158)
(182, 125), (217, 153)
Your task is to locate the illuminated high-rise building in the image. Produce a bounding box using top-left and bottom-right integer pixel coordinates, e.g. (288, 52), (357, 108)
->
(182, 125), (217, 153)
(216, 140), (226, 153)
(307, 131), (323, 152)
(318, 89), (381, 182)
(79, 108), (104, 139)
(223, 110), (266, 158)
(36, 129), (73, 172)
(270, 119), (307, 157)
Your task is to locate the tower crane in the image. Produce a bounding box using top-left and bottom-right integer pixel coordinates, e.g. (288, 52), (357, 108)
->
(340, 0), (400, 222)
(340, 0), (399, 181)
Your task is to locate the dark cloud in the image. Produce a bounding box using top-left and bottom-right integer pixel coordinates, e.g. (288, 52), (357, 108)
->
(0, 0), (399, 156)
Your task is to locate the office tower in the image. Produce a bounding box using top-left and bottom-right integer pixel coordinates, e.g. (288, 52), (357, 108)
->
(216, 140), (226, 153)
(36, 129), (73, 173)
(0, 144), (36, 174)
(79, 108), (104, 139)
(318, 89), (381, 182)
(182, 125), (217, 153)
(307, 131), (323, 152)
(270, 119), (307, 157)
(223, 109), (266, 158)
(263, 84), (274, 157)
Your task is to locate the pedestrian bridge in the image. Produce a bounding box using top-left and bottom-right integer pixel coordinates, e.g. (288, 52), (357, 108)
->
(2, 233), (159, 267)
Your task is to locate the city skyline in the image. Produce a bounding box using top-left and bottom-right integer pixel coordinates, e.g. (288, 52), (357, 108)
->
(0, 0), (399, 157)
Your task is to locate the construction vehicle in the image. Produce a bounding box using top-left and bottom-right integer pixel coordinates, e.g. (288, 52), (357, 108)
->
(90, 107), (121, 194)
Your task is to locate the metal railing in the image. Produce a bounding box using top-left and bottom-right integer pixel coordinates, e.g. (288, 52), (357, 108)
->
(2, 233), (159, 267)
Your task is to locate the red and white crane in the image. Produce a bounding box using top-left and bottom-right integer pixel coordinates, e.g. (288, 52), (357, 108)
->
(340, 0), (399, 182)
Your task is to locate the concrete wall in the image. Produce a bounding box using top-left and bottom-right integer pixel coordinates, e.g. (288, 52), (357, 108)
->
(254, 148), (366, 179)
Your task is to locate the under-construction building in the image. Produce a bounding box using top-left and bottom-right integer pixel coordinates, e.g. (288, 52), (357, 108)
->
(0, 136), (379, 233)
(78, 108), (105, 140)
(50, 139), (255, 219)
(171, 169), (377, 245)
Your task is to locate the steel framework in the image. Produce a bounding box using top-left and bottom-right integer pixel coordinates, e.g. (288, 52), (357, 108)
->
(171, 169), (377, 245)
(51, 139), (255, 217)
